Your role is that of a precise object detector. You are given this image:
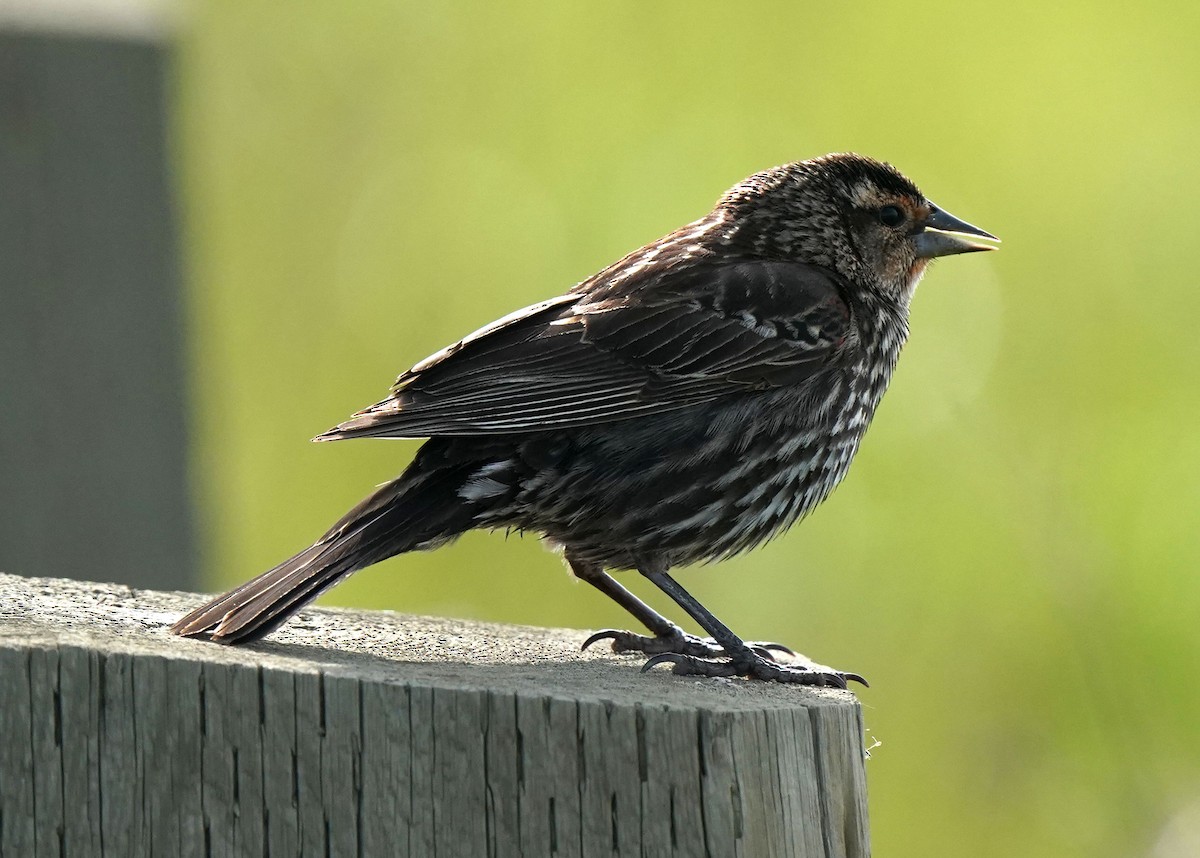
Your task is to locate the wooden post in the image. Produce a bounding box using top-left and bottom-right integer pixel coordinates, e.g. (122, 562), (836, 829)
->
(0, 1), (195, 591)
(0, 573), (871, 857)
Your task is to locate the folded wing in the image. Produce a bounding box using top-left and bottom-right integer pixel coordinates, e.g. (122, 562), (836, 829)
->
(318, 260), (851, 439)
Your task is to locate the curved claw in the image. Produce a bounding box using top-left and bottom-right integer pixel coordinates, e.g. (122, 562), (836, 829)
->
(755, 642), (796, 657)
(818, 672), (849, 690)
(843, 672), (870, 688)
(581, 630), (619, 652)
(641, 653), (683, 673)
(749, 645), (784, 662)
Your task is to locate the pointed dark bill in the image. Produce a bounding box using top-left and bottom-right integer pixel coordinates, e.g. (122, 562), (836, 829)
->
(913, 203), (999, 258)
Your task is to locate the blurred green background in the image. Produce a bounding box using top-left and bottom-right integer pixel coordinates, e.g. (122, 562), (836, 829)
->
(178, 3), (1199, 856)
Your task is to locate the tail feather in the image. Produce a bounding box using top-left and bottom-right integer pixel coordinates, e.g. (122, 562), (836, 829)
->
(170, 463), (478, 644)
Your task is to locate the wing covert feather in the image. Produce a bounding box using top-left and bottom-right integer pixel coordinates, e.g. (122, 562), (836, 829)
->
(319, 261), (851, 439)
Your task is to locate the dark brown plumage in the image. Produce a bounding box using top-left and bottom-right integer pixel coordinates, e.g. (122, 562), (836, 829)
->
(171, 153), (996, 687)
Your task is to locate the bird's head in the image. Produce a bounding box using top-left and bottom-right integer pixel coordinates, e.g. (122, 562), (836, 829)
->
(716, 153), (997, 301)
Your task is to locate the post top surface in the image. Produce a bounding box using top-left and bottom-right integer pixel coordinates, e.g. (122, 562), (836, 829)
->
(0, 572), (859, 713)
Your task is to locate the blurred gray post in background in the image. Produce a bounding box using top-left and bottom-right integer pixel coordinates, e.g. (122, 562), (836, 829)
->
(0, 1), (196, 590)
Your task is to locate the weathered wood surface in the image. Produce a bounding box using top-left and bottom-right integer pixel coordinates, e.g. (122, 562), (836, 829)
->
(0, 573), (870, 857)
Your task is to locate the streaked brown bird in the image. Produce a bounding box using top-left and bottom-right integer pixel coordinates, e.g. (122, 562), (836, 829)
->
(172, 153), (996, 688)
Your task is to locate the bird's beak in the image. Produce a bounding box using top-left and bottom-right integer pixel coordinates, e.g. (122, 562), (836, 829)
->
(912, 203), (999, 258)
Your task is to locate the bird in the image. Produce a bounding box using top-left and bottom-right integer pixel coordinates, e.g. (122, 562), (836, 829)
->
(171, 153), (997, 688)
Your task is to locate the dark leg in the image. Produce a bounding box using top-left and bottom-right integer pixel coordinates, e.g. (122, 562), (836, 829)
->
(569, 556), (791, 660)
(640, 567), (867, 689)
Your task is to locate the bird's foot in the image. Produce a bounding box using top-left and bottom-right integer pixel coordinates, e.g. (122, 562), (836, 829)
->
(581, 627), (792, 661)
(642, 647), (868, 689)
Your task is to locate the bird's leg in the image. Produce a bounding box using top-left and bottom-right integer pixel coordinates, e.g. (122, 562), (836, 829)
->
(571, 557), (791, 661)
(638, 568), (868, 689)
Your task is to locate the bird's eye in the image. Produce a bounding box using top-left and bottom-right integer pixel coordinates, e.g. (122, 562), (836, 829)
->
(878, 205), (905, 228)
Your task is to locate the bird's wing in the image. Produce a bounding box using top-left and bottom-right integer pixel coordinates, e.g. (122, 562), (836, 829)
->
(319, 260), (851, 439)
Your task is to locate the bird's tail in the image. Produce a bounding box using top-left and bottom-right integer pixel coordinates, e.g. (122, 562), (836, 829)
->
(170, 459), (479, 644)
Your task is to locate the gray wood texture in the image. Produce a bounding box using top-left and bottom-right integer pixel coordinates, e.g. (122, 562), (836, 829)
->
(0, 573), (871, 857)
(0, 16), (195, 591)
